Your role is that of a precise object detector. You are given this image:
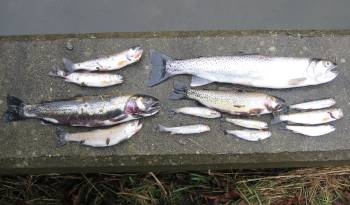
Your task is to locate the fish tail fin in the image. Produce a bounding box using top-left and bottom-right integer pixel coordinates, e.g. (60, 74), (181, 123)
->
(169, 81), (188, 100)
(148, 50), (173, 87)
(56, 128), (68, 147)
(271, 115), (282, 125)
(62, 57), (75, 73)
(49, 65), (67, 77)
(158, 124), (168, 132)
(2, 95), (26, 122)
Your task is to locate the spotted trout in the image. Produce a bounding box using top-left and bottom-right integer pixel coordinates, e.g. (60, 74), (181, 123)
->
(3, 95), (160, 127)
(148, 50), (337, 88)
(169, 82), (286, 116)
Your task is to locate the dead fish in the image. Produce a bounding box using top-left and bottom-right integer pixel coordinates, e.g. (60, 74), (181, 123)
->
(56, 120), (142, 147)
(224, 129), (271, 141)
(289, 98), (336, 110)
(148, 50), (337, 88)
(158, 124), (210, 135)
(63, 46), (143, 72)
(169, 107), (221, 118)
(169, 81), (286, 116)
(3, 95), (160, 127)
(49, 66), (123, 87)
(224, 118), (268, 130)
(272, 108), (343, 125)
(285, 124), (335, 136)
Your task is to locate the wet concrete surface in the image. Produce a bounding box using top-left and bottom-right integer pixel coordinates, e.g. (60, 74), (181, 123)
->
(0, 30), (350, 173)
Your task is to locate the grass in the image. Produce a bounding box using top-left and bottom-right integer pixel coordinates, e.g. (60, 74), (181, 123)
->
(1, 166), (350, 205)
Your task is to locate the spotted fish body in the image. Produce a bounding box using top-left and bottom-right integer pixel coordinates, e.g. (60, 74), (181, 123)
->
(49, 66), (123, 87)
(169, 107), (221, 118)
(272, 108), (343, 125)
(148, 50), (337, 88)
(63, 46), (143, 72)
(170, 82), (286, 116)
(57, 120), (143, 147)
(3, 95), (160, 127)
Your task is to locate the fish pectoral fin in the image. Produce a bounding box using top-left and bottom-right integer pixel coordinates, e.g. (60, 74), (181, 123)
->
(288, 77), (307, 86)
(190, 76), (214, 87)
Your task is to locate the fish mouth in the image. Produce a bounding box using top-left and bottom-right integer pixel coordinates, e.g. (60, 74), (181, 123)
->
(146, 101), (161, 115)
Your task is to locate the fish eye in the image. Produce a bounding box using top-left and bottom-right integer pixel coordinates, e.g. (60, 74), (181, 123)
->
(323, 61), (332, 67)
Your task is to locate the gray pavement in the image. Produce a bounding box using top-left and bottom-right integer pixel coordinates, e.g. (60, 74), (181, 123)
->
(0, 30), (350, 173)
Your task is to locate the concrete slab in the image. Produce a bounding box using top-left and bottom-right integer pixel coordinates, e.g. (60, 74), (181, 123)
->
(1, 30), (350, 174)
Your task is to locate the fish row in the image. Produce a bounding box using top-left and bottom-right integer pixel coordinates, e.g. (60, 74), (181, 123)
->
(50, 46), (143, 87)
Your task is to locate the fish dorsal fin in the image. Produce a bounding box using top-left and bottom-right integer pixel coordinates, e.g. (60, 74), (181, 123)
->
(190, 76), (214, 87)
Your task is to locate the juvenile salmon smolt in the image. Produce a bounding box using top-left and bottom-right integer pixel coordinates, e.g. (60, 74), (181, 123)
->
(224, 118), (268, 130)
(158, 124), (210, 135)
(289, 98), (336, 110)
(63, 46), (143, 72)
(272, 108), (343, 125)
(148, 50), (337, 88)
(285, 124), (335, 137)
(3, 95), (160, 127)
(49, 66), (123, 87)
(169, 107), (221, 118)
(170, 82), (286, 116)
(57, 120), (142, 147)
(225, 130), (272, 141)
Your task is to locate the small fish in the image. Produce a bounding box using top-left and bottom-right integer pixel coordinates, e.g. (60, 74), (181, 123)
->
(289, 98), (336, 110)
(224, 129), (271, 141)
(224, 118), (268, 130)
(49, 66), (123, 87)
(63, 46), (143, 72)
(148, 50), (337, 88)
(57, 120), (142, 147)
(272, 108), (343, 125)
(3, 94), (160, 127)
(169, 81), (286, 116)
(158, 124), (210, 135)
(285, 124), (335, 136)
(169, 107), (221, 118)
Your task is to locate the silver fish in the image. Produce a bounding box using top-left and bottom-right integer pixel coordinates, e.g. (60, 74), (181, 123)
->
(272, 108), (343, 125)
(289, 98), (336, 110)
(57, 120), (142, 147)
(49, 66), (123, 87)
(3, 95), (160, 127)
(225, 129), (271, 141)
(169, 107), (221, 118)
(285, 124), (335, 136)
(158, 124), (210, 135)
(224, 118), (268, 130)
(148, 50), (337, 88)
(169, 81), (286, 116)
(63, 46), (143, 72)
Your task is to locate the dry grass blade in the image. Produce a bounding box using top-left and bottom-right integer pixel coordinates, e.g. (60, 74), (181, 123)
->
(149, 172), (168, 196)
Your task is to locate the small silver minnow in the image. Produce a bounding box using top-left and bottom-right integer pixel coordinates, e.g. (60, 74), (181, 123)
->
(289, 98), (336, 110)
(272, 108), (343, 125)
(224, 118), (268, 130)
(225, 129), (271, 141)
(158, 124), (210, 135)
(49, 66), (123, 87)
(148, 50), (337, 88)
(63, 46), (143, 72)
(169, 107), (221, 118)
(3, 95), (160, 127)
(170, 81), (286, 116)
(285, 124), (335, 136)
(57, 120), (142, 147)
